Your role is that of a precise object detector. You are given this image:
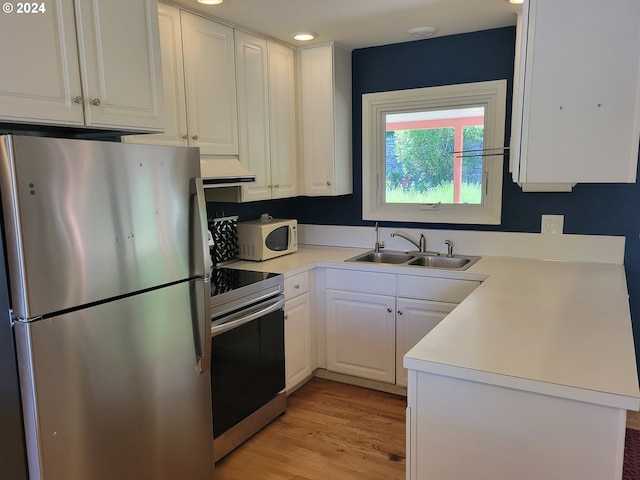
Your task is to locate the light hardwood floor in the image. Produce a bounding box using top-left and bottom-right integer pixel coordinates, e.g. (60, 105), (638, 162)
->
(628, 409), (640, 430)
(213, 377), (640, 479)
(213, 378), (406, 480)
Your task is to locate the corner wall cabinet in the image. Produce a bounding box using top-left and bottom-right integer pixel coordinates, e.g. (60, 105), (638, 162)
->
(0, 0), (164, 132)
(324, 268), (480, 386)
(510, 0), (640, 190)
(298, 44), (353, 196)
(235, 32), (298, 201)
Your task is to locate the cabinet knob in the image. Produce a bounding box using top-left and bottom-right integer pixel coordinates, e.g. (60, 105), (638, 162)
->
(73, 96), (83, 104)
(284, 314), (288, 320)
(387, 307), (392, 313)
(397, 310), (403, 315)
(192, 134), (199, 141)
(274, 184), (280, 189)
(326, 181), (332, 186)
(90, 98), (101, 107)
(182, 134), (189, 140)
(294, 284), (300, 289)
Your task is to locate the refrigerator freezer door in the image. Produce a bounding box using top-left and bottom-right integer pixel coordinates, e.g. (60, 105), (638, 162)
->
(0, 135), (201, 320)
(14, 280), (214, 480)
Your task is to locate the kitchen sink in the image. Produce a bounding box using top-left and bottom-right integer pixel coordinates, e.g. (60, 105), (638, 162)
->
(350, 251), (415, 264)
(345, 250), (480, 271)
(408, 255), (471, 269)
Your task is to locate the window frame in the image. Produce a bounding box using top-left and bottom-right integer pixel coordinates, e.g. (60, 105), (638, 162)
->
(362, 80), (507, 225)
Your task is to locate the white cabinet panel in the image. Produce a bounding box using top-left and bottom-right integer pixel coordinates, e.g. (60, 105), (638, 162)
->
(325, 268), (395, 296)
(0, 0), (164, 132)
(510, 0), (640, 188)
(235, 31), (272, 201)
(284, 271), (310, 300)
(74, 0), (164, 130)
(0, 0), (83, 125)
(181, 12), (238, 154)
(125, 3), (188, 146)
(395, 298), (456, 388)
(299, 44), (352, 196)
(268, 42), (298, 199)
(326, 289), (395, 383)
(285, 292), (312, 391)
(236, 34), (298, 202)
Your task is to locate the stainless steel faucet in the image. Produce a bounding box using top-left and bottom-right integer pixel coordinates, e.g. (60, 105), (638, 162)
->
(444, 239), (454, 257)
(390, 231), (426, 252)
(374, 222), (385, 252)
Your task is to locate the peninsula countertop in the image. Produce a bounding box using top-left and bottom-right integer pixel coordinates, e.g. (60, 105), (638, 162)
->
(227, 245), (640, 409)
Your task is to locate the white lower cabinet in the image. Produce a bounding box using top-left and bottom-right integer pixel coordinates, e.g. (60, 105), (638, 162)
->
(284, 271), (312, 392)
(395, 298), (456, 388)
(326, 289), (396, 383)
(324, 268), (481, 387)
(285, 292), (312, 391)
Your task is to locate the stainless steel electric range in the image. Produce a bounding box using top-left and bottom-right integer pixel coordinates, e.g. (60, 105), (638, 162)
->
(209, 268), (286, 462)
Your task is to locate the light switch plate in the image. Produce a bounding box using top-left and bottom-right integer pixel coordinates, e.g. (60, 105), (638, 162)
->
(541, 215), (564, 234)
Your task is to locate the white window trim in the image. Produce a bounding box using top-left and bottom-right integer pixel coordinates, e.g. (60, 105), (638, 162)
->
(362, 80), (507, 225)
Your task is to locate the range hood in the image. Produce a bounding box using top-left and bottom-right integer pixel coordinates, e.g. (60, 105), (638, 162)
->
(200, 155), (256, 187)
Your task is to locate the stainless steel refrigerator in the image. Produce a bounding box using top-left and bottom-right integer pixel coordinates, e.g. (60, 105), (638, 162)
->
(0, 135), (214, 480)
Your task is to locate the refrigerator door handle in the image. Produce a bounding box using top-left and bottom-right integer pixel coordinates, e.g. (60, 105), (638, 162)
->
(193, 178), (212, 374)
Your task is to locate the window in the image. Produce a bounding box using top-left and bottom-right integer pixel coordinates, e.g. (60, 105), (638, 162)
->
(362, 80), (507, 225)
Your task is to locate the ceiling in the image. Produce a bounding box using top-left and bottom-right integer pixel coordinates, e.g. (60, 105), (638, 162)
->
(167, 0), (522, 50)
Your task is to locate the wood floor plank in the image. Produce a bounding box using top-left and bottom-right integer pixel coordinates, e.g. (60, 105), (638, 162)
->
(214, 378), (406, 480)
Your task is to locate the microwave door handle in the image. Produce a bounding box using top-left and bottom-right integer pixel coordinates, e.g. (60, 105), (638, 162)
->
(211, 296), (285, 337)
(193, 177), (212, 374)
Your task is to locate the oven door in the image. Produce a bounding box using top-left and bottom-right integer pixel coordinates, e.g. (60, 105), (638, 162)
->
(210, 295), (285, 439)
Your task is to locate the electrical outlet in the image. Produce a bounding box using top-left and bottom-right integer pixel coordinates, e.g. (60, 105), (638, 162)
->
(541, 215), (564, 235)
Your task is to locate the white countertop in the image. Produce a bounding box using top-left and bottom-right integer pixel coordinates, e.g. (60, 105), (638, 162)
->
(227, 245), (640, 409)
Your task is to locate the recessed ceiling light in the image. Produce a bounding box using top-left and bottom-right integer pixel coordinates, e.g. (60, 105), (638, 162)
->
(408, 26), (437, 38)
(292, 32), (316, 42)
(507, 0), (524, 4)
(197, 0), (223, 5)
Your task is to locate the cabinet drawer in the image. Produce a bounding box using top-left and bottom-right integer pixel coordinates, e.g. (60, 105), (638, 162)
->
(397, 275), (480, 304)
(326, 268), (395, 296)
(285, 271), (310, 299)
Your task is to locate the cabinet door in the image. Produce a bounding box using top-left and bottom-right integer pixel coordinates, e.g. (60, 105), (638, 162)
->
(0, 0), (84, 126)
(396, 298), (456, 388)
(300, 45), (335, 196)
(181, 12), (238, 155)
(269, 42), (298, 199)
(236, 31), (272, 201)
(514, 0), (640, 185)
(74, 0), (164, 131)
(285, 292), (312, 391)
(124, 3), (188, 146)
(326, 289), (395, 383)
(299, 44), (352, 196)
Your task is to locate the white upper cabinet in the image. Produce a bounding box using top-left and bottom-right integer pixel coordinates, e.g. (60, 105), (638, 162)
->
(267, 42), (298, 200)
(0, 0), (164, 132)
(236, 32), (298, 201)
(299, 43), (353, 196)
(181, 11), (238, 155)
(126, 3), (188, 146)
(127, 8), (239, 154)
(236, 31), (271, 200)
(510, 0), (640, 190)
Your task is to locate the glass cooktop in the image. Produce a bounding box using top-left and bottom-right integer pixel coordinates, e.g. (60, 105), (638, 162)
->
(210, 267), (280, 297)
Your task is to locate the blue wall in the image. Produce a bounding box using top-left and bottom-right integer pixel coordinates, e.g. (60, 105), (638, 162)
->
(209, 26), (640, 369)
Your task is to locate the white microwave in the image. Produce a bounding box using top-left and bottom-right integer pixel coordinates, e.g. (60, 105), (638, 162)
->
(237, 218), (297, 261)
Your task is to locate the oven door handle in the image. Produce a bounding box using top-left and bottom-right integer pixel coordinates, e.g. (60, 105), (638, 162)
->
(211, 296), (285, 337)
